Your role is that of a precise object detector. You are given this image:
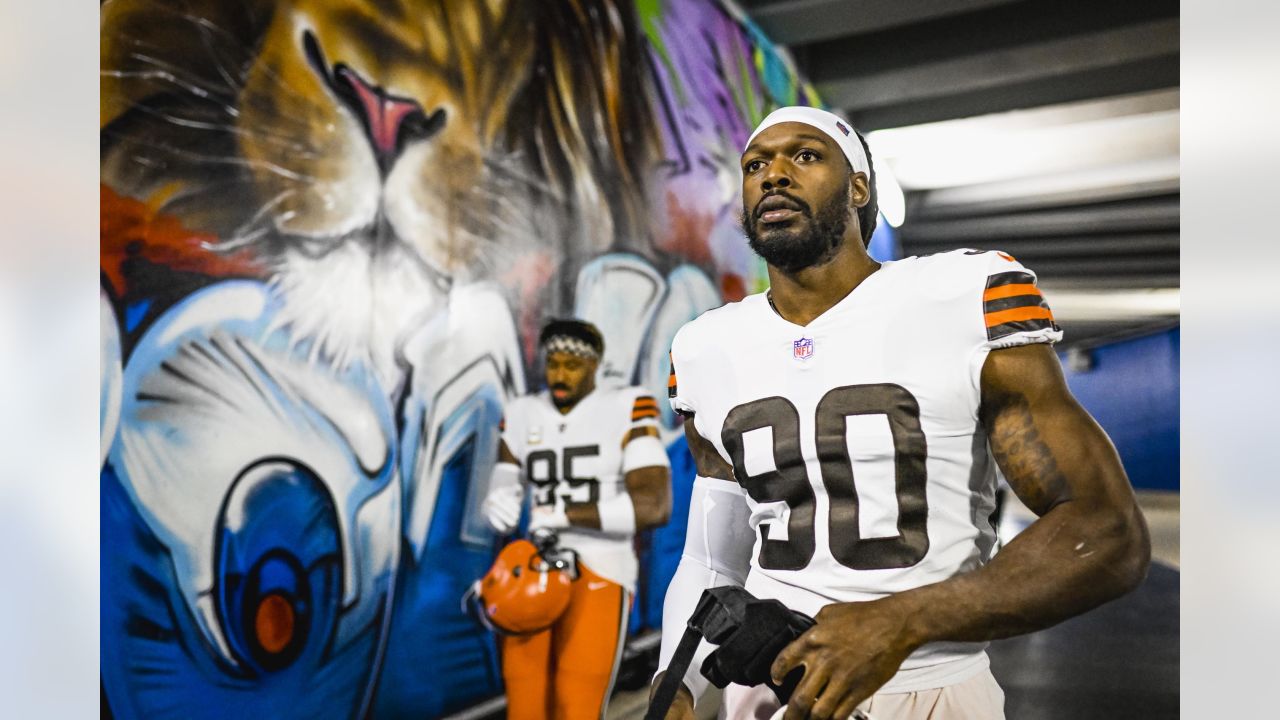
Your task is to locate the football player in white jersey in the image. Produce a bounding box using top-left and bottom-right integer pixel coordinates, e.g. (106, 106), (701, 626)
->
(650, 107), (1151, 720)
(482, 319), (673, 719)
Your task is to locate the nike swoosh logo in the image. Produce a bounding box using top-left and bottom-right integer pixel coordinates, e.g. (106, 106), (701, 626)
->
(587, 581), (609, 590)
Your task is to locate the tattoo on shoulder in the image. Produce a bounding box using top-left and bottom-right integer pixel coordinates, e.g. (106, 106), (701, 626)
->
(982, 389), (1071, 515)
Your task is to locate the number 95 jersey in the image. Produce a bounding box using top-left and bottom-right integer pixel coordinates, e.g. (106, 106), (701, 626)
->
(668, 249), (1061, 691)
(501, 385), (661, 591)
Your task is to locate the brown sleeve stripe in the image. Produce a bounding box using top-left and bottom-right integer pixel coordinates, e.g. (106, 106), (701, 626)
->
(985, 270), (1036, 290)
(985, 293), (1049, 314)
(631, 408), (660, 421)
(632, 396), (659, 409)
(984, 270), (1060, 340)
(988, 317), (1057, 339)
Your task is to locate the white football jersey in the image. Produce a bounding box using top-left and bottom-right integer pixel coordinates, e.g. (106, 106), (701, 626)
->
(502, 385), (662, 591)
(668, 249), (1062, 692)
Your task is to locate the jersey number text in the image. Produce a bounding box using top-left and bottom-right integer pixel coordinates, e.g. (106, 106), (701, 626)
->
(721, 384), (929, 571)
(525, 445), (600, 506)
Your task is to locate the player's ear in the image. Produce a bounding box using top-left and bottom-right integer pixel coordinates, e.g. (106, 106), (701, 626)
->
(849, 172), (870, 209)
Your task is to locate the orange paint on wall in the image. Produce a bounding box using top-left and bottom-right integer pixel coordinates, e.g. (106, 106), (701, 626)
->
(100, 184), (266, 296)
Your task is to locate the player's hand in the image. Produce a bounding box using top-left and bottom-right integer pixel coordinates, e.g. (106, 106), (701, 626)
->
(769, 596), (918, 720)
(648, 673), (696, 720)
(528, 498), (570, 531)
(481, 484), (523, 534)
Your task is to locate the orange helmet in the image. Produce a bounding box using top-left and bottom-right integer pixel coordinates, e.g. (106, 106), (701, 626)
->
(472, 531), (577, 635)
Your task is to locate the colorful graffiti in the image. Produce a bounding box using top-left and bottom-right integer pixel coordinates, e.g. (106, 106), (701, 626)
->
(100, 0), (821, 716)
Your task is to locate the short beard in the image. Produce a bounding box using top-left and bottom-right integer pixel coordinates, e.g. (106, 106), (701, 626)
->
(742, 180), (851, 274)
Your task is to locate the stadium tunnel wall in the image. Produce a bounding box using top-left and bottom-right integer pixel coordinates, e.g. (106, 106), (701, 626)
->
(1060, 326), (1180, 492)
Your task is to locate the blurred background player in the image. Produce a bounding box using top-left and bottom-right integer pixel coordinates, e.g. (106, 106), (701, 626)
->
(482, 319), (674, 719)
(651, 107), (1150, 720)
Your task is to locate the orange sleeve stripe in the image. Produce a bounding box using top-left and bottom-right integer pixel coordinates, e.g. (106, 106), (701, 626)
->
(983, 283), (1042, 302)
(633, 397), (659, 406)
(984, 306), (1054, 327)
(667, 373), (677, 388)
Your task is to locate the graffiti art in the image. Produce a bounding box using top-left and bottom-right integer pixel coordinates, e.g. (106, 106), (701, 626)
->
(100, 0), (825, 716)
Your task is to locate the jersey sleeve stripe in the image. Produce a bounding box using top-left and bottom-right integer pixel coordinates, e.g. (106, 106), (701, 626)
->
(982, 283), (1041, 302)
(984, 294), (1049, 313)
(984, 270), (1037, 290)
(988, 318), (1057, 339)
(984, 305), (1054, 328)
(631, 408), (660, 421)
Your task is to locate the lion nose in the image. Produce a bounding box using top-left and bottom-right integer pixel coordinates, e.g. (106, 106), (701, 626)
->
(333, 64), (445, 173)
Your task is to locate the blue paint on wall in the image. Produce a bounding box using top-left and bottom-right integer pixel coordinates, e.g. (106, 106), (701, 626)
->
(374, 433), (504, 717)
(1060, 327), (1180, 491)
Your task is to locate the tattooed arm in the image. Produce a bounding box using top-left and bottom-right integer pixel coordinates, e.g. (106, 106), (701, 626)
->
(769, 343), (1151, 719)
(895, 343), (1151, 635)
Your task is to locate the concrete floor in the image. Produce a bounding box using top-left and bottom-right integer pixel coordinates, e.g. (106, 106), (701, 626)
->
(607, 491), (1179, 719)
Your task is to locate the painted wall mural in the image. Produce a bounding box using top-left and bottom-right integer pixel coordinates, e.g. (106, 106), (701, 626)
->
(99, 0), (825, 716)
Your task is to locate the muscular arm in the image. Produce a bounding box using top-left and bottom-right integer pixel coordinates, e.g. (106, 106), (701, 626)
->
(771, 343), (1151, 719)
(565, 425), (673, 531)
(894, 343), (1151, 641)
(624, 426), (675, 530)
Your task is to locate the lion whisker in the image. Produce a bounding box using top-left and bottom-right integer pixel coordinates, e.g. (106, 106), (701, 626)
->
(204, 224), (274, 253)
(140, 140), (317, 183)
(120, 51), (235, 98)
(230, 189), (299, 239)
(101, 68), (219, 102)
(124, 103), (320, 157)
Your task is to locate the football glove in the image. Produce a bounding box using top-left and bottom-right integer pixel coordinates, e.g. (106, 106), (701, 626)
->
(482, 483), (523, 534)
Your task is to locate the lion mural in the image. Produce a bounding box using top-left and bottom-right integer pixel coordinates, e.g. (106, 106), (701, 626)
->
(100, 0), (819, 716)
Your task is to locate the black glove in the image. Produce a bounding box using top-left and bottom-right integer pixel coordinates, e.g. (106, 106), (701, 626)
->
(695, 587), (815, 703)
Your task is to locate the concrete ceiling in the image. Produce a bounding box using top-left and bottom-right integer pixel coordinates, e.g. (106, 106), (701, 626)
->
(737, 0), (1180, 347)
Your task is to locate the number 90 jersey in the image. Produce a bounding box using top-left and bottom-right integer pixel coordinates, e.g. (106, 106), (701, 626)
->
(668, 250), (1061, 691)
(501, 385), (662, 591)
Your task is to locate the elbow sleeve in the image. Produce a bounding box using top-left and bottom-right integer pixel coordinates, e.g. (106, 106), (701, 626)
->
(656, 475), (754, 704)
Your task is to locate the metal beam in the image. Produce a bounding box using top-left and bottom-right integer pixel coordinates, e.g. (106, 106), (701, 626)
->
(1035, 274), (1180, 290)
(816, 19), (1179, 111)
(846, 56), (1179, 130)
(912, 158), (1180, 216)
(996, 255), (1180, 277)
(900, 198), (1179, 242)
(743, 0), (1024, 46)
(901, 233), (1181, 259)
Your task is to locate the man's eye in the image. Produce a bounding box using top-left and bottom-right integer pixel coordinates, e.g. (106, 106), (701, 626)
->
(746, 160), (764, 173)
(798, 150), (817, 162)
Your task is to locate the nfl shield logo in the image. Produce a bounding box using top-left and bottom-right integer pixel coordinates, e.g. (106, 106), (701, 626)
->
(793, 337), (814, 360)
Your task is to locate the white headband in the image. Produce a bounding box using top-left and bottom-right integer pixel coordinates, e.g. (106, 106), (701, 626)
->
(543, 335), (600, 360)
(745, 106), (869, 177)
